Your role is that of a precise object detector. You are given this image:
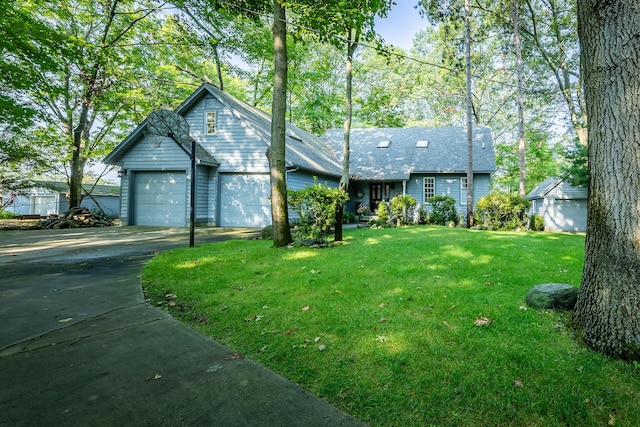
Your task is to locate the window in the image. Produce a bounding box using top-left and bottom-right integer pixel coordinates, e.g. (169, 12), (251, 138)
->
(416, 140), (429, 148)
(423, 177), (435, 202)
(460, 177), (468, 205)
(206, 111), (216, 135)
(377, 140), (391, 148)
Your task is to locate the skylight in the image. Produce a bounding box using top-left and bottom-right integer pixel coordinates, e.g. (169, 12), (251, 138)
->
(377, 140), (391, 148)
(416, 140), (429, 148)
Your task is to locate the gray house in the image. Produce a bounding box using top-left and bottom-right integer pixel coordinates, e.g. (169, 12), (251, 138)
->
(105, 84), (497, 228)
(527, 177), (587, 232)
(322, 127), (496, 216)
(1, 181), (120, 218)
(104, 84), (342, 227)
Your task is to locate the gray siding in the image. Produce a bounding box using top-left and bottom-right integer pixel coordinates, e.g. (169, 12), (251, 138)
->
(184, 96), (270, 173)
(286, 172), (339, 191)
(120, 176), (130, 224)
(406, 173), (491, 215)
(196, 166), (210, 223)
(120, 135), (190, 171)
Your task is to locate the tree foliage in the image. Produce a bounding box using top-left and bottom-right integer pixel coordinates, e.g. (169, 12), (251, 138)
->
(288, 184), (349, 244)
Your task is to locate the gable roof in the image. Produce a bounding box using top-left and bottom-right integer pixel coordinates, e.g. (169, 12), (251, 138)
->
(105, 84), (341, 177)
(527, 177), (588, 200)
(322, 126), (496, 181)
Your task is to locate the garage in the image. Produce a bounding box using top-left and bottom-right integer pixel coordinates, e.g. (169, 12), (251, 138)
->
(220, 174), (271, 227)
(547, 199), (587, 232)
(134, 171), (187, 226)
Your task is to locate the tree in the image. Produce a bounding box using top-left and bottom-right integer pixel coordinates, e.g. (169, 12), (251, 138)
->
(573, 0), (640, 359)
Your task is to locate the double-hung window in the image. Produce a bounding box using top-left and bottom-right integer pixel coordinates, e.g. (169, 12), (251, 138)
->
(460, 177), (469, 205)
(423, 177), (435, 202)
(206, 111), (216, 135)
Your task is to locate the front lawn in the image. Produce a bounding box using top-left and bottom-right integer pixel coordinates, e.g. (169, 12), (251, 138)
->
(142, 226), (640, 426)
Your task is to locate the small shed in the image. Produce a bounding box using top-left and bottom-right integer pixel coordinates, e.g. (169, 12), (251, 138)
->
(527, 177), (587, 232)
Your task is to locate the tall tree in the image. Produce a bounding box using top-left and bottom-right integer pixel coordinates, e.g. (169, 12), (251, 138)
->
(573, 0), (640, 359)
(464, 0), (474, 227)
(512, 0), (527, 198)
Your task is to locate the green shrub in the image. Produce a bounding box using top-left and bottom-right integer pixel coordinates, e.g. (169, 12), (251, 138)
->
(260, 225), (273, 240)
(0, 209), (17, 219)
(391, 194), (417, 226)
(343, 212), (356, 224)
(376, 201), (389, 225)
(475, 193), (531, 230)
(426, 195), (458, 226)
(417, 204), (429, 224)
(288, 184), (349, 244)
(529, 214), (545, 231)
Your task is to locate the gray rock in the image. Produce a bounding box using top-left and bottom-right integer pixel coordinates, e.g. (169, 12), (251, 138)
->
(525, 283), (579, 310)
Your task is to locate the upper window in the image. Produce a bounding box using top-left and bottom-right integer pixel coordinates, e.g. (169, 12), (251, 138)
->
(416, 140), (429, 148)
(206, 111), (216, 135)
(377, 140), (391, 148)
(424, 177), (435, 201)
(460, 177), (468, 190)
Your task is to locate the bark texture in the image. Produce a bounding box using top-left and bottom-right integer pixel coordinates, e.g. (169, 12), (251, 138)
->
(268, 0), (292, 247)
(573, 0), (640, 359)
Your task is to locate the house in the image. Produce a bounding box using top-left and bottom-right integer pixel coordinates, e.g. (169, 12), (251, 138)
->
(104, 84), (497, 228)
(1, 181), (120, 218)
(527, 177), (587, 232)
(104, 84), (342, 228)
(322, 127), (496, 216)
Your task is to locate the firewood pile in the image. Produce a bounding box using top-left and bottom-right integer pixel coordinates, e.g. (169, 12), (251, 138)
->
(39, 207), (115, 229)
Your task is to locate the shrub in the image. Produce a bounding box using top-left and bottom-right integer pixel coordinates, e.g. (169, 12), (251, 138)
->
(529, 214), (545, 231)
(475, 193), (531, 230)
(376, 201), (389, 226)
(260, 225), (273, 240)
(0, 209), (17, 219)
(426, 195), (458, 226)
(417, 204), (429, 224)
(343, 212), (356, 224)
(391, 195), (417, 226)
(288, 184), (349, 244)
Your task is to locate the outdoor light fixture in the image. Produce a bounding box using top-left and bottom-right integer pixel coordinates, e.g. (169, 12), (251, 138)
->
(117, 169), (128, 177)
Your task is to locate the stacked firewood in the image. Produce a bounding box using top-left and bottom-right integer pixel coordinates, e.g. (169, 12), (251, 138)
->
(39, 207), (115, 229)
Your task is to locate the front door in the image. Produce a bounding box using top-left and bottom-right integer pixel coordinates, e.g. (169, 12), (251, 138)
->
(370, 183), (382, 212)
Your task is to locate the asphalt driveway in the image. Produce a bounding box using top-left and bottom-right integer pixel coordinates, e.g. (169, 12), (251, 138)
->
(0, 226), (364, 427)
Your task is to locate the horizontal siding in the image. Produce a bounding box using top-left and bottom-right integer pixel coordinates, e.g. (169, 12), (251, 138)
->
(184, 96), (270, 173)
(287, 172), (339, 191)
(120, 177), (130, 224)
(406, 173), (491, 215)
(196, 166), (210, 223)
(121, 135), (190, 171)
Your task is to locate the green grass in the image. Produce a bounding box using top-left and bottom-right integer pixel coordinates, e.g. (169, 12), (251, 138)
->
(142, 226), (640, 426)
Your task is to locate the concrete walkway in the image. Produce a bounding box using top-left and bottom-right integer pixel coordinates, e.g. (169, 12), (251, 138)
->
(0, 227), (365, 427)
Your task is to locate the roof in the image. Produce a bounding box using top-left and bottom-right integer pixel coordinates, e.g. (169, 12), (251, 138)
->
(105, 84), (341, 177)
(527, 177), (587, 200)
(32, 181), (120, 196)
(322, 126), (496, 181)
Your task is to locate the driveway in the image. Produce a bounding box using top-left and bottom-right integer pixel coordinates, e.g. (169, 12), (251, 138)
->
(0, 226), (364, 427)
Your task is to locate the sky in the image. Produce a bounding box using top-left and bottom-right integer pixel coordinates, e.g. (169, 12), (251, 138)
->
(375, 2), (429, 50)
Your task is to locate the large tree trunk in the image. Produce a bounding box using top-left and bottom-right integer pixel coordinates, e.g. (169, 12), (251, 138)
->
(464, 0), (474, 228)
(573, 0), (640, 359)
(267, 0), (292, 247)
(513, 0), (526, 198)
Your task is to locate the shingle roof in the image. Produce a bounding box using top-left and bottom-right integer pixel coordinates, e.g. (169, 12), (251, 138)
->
(322, 126), (496, 180)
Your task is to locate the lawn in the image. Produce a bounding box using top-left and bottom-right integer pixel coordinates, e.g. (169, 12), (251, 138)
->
(142, 226), (640, 426)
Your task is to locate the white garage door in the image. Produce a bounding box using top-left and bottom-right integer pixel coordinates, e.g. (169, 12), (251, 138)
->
(134, 171), (186, 226)
(220, 174), (271, 227)
(549, 199), (587, 232)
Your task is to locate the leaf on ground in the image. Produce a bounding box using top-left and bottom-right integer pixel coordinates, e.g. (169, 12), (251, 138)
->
(58, 318), (73, 323)
(284, 327), (297, 335)
(474, 317), (493, 327)
(513, 379), (523, 388)
(608, 413), (616, 425)
(379, 303), (385, 308)
(310, 269), (320, 274)
(519, 305), (528, 311)
(314, 336), (321, 342)
(318, 344), (326, 351)
(153, 373), (162, 380)
(301, 305), (310, 311)
(206, 365), (223, 373)
(380, 317), (388, 323)
(225, 353), (245, 360)
(375, 335), (388, 342)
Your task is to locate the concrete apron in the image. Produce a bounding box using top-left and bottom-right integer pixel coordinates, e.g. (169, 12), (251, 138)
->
(0, 226), (365, 426)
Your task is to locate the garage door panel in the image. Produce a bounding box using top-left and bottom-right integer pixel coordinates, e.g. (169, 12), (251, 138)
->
(220, 174), (271, 227)
(134, 172), (186, 226)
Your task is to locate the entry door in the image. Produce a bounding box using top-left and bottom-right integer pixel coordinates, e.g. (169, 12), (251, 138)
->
(370, 183), (382, 212)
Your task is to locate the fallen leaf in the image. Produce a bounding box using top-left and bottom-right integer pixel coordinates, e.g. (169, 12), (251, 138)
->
(608, 413), (616, 425)
(380, 317), (388, 323)
(301, 305), (310, 311)
(207, 365), (223, 373)
(474, 317), (493, 327)
(284, 327), (297, 335)
(258, 345), (267, 353)
(485, 281), (494, 286)
(154, 373), (162, 380)
(513, 379), (523, 388)
(435, 275), (443, 279)
(375, 335), (388, 342)
(310, 269), (320, 274)
(379, 303), (386, 308)
(519, 306), (528, 311)
(58, 317), (73, 323)
(314, 336), (321, 342)
(318, 344), (326, 351)
(225, 353), (245, 360)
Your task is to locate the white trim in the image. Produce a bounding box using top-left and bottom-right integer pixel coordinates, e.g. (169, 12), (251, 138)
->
(205, 111), (216, 135)
(460, 177), (468, 205)
(423, 177), (435, 203)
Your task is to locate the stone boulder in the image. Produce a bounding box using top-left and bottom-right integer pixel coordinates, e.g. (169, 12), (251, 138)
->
(525, 283), (579, 310)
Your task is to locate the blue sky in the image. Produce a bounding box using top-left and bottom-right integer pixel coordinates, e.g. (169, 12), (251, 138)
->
(375, 2), (429, 49)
